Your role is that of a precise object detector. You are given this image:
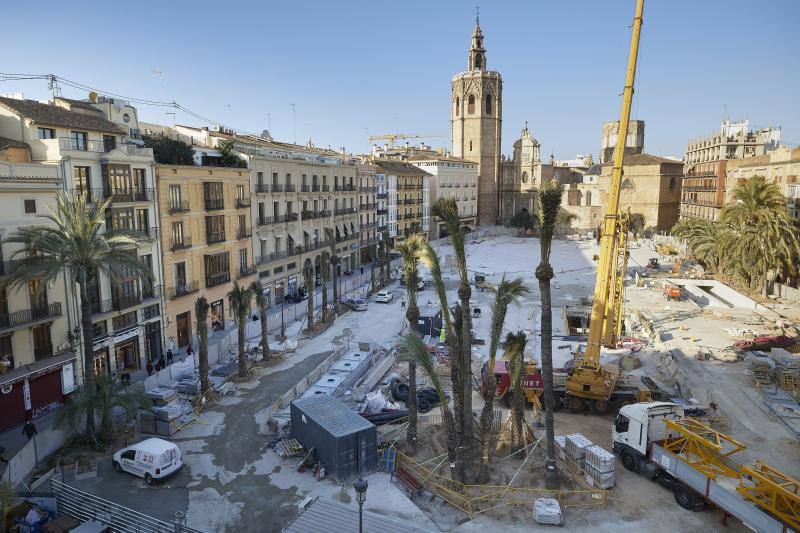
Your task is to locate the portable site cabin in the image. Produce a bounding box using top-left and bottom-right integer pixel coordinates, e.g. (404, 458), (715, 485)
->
(413, 306), (442, 338)
(290, 395), (377, 480)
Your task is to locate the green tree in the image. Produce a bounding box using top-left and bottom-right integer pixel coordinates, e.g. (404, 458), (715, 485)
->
(504, 331), (528, 455)
(554, 210), (576, 236)
(227, 281), (251, 378)
(142, 134), (195, 165)
(396, 234), (425, 455)
(478, 277), (528, 482)
(432, 197), (474, 482)
(321, 250), (331, 324)
(195, 296), (211, 394)
(1, 193), (152, 435)
(368, 244), (377, 295)
(303, 261), (315, 331)
(628, 213), (646, 239)
(672, 218), (723, 271)
(217, 139), (247, 168)
(535, 180), (564, 489)
(249, 281), (270, 361)
(396, 332), (457, 478)
(0, 480), (13, 533)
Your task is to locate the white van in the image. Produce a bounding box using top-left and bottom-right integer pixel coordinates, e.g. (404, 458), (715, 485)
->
(112, 438), (182, 484)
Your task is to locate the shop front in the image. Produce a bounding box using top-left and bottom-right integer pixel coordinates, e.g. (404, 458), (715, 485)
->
(113, 327), (140, 374)
(210, 299), (225, 332)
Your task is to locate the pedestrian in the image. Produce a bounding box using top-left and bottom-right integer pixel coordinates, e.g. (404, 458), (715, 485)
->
(401, 297), (406, 309)
(22, 420), (37, 440)
(360, 266), (364, 275)
(186, 344), (194, 358)
(155, 355), (165, 372)
(146, 359), (154, 375)
(166, 349), (174, 366)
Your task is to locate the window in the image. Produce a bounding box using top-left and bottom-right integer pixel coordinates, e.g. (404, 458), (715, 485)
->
(204, 252), (231, 288)
(257, 171), (264, 185)
(203, 182), (224, 209)
(239, 248), (248, 270)
(24, 199), (36, 214)
(70, 131), (88, 151)
(586, 191), (592, 206)
(103, 135), (116, 152)
(37, 127), (55, 140)
(467, 95), (475, 114)
(615, 414), (630, 434)
(521, 171), (528, 183)
(469, 140), (473, 152)
(92, 320), (108, 338)
(171, 221), (185, 245)
(236, 184), (245, 202)
(205, 215), (225, 244)
(169, 185), (182, 208)
(475, 54), (482, 69)
(102, 163), (132, 195)
(75, 167), (91, 198)
(485, 95), (492, 115)
(106, 207), (135, 231)
(455, 97), (460, 115)
(0, 335), (12, 363)
(137, 208), (149, 232)
(260, 239), (267, 258)
(32, 324), (53, 361)
(272, 172), (279, 185)
(133, 168), (146, 192)
(285, 173), (291, 186)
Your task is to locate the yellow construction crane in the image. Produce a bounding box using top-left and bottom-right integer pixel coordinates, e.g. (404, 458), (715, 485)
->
(367, 133), (444, 149)
(565, 0), (644, 412)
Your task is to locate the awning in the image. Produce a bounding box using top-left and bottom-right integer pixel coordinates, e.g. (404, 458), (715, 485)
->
(0, 351), (77, 388)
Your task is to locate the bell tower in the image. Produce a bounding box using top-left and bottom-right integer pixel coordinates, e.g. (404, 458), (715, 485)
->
(451, 17), (503, 225)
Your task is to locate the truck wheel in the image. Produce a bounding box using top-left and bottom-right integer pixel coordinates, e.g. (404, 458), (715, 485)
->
(590, 399), (611, 415)
(145, 473), (154, 485)
(569, 397), (586, 413)
(113, 461), (122, 473)
(673, 483), (697, 511)
(620, 450), (637, 472)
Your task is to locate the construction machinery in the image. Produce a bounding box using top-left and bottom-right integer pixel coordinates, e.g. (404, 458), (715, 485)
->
(564, 0), (646, 413)
(613, 402), (800, 532)
(367, 133), (444, 150)
(488, 360), (544, 408)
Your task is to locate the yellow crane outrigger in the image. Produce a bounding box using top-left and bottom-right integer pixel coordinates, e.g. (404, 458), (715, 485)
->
(565, 0), (645, 413)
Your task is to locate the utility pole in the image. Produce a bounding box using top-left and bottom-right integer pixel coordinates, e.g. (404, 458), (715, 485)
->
(291, 103), (296, 144)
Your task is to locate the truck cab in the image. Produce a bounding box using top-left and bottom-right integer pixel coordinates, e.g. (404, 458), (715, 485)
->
(612, 402), (683, 469)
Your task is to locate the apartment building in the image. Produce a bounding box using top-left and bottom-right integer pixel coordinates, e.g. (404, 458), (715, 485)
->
(156, 165), (254, 349)
(0, 95), (166, 383)
(681, 119), (781, 221)
(357, 163), (379, 264)
(0, 153), (77, 431)
(725, 146), (800, 219)
(409, 155), (478, 238)
(373, 160), (429, 244)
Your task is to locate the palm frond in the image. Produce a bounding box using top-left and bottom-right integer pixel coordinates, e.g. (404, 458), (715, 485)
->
(537, 180), (564, 263)
(397, 332), (451, 417)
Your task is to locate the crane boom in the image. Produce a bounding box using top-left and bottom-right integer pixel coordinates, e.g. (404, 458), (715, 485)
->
(367, 133), (443, 149)
(566, 0), (644, 406)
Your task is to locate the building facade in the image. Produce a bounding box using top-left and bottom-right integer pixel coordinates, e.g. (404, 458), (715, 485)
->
(156, 164), (255, 350)
(600, 120), (645, 164)
(409, 155), (478, 238)
(0, 95), (166, 384)
(681, 119), (782, 221)
(451, 20), (502, 225)
(724, 146), (800, 218)
(358, 163), (378, 264)
(372, 160), (429, 244)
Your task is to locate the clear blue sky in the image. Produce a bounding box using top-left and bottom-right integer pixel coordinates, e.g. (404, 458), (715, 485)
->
(2, 0), (798, 159)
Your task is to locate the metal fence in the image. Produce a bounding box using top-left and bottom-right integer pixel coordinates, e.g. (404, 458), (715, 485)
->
(51, 478), (201, 533)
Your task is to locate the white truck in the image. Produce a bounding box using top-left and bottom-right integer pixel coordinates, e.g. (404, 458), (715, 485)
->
(612, 402), (798, 532)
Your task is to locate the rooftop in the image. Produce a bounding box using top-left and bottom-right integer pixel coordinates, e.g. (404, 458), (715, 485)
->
(285, 497), (434, 533)
(0, 97), (124, 135)
(373, 159), (433, 176)
(291, 395), (374, 438)
(0, 136), (30, 152)
(601, 153), (684, 167)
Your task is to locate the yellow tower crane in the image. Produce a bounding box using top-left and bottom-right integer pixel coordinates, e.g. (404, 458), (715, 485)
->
(367, 133), (444, 150)
(565, 0), (645, 413)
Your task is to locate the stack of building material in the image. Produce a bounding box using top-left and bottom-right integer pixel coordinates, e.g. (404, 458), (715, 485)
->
(749, 358), (773, 387)
(565, 433), (593, 467)
(554, 435), (566, 461)
(771, 348), (800, 392)
(153, 402), (183, 422)
(533, 498), (563, 526)
(146, 387), (177, 406)
(584, 445), (616, 488)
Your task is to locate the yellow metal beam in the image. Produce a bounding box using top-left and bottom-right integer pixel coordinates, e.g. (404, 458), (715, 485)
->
(663, 418), (745, 479)
(738, 461), (800, 531)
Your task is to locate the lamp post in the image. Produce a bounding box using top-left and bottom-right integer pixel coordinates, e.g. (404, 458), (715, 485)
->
(353, 477), (368, 533)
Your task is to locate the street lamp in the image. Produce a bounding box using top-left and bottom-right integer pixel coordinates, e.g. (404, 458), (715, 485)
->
(353, 477), (368, 533)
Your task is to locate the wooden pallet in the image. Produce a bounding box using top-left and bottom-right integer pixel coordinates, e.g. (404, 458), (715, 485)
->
(777, 372), (800, 392)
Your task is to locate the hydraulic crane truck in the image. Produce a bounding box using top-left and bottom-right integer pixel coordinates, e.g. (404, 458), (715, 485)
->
(612, 402), (800, 532)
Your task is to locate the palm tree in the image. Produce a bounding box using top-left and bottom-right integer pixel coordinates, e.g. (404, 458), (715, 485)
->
(248, 281), (270, 362)
(321, 250), (331, 324)
(672, 218), (724, 272)
(369, 244), (377, 295)
(504, 331), (528, 455)
(397, 332), (457, 478)
(195, 296), (211, 395)
(303, 261), (315, 331)
(325, 228), (339, 310)
(431, 197), (474, 482)
(380, 229), (391, 286)
(396, 234), (425, 455)
(535, 180), (564, 489)
(1, 193), (152, 435)
(478, 277), (528, 481)
(227, 281), (251, 378)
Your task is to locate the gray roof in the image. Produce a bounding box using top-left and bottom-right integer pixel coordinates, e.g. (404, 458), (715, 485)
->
(0, 136), (30, 151)
(292, 395), (374, 437)
(284, 497), (434, 533)
(0, 97), (124, 134)
(373, 159), (432, 176)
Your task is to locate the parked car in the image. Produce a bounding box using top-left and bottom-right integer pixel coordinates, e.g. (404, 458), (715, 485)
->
(374, 290), (393, 303)
(344, 298), (368, 311)
(113, 438), (182, 484)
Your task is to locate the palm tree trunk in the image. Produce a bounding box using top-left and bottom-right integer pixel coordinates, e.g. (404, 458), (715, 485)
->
(322, 271), (329, 324)
(332, 258), (338, 307)
(406, 293), (419, 456)
(237, 317), (247, 378)
(198, 322), (210, 394)
(78, 276), (96, 434)
(260, 306), (269, 361)
(458, 281), (475, 482)
(306, 274), (314, 331)
(478, 373), (497, 483)
(537, 264), (559, 489)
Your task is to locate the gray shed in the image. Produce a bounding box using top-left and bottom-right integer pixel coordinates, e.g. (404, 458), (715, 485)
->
(290, 395), (377, 480)
(284, 497), (434, 533)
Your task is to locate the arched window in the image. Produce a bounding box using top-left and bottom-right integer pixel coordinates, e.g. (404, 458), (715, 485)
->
(467, 95), (475, 114)
(485, 95), (492, 115)
(521, 171), (528, 183)
(475, 54), (482, 69)
(455, 97), (460, 115)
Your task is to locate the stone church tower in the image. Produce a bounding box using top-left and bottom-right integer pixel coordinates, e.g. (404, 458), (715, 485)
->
(451, 19), (502, 225)
(499, 124), (541, 224)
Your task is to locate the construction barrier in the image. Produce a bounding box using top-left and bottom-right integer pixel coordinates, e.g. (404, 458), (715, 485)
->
(396, 451), (608, 518)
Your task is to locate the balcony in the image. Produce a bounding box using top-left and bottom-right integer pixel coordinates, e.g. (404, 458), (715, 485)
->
(283, 213), (299, 223)
(345, 184), (356, 192)
(168, 200), (190, 213)
(272, 184), (284, 193)
(335, 207), (355, 216)
(378, 225), (388, 233)
(256, 216), (275, 226)
(59, 137), (106, 153)
(255, 183), (270, 194)
(91, 286), (162, 316)
(205, 198), (225, 211)
(238, 264), (257, 278)
(206, 272), (231, 288)
(100, 188), (155, 203)
(302, 185), (310, 192)
(311, 184), (320, 192)
(236, 197), (251, 208)
(0, 302), (62, 332)
(301, 210), (315, 220)
(134, 227), (159, 241)
(319, 209), (331, 218)
(377, 192), (388, 199)
(168, 281), (200, 300)
(335, 234), (356, 243)
(207, 232), (225, 244)
(377, 208), (388, 216)
(170, 236), (192, 251)
(322, 185), (330, 192)
(416, 199), (423, 204)
(285, 184), (296, 192)
(334, 185), (342, 192)
(237, 227), (253, 240)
